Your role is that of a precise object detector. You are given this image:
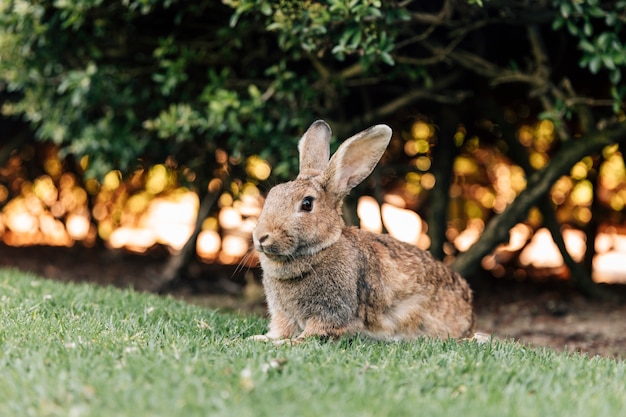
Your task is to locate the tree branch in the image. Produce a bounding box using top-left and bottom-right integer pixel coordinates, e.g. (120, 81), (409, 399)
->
(409, 0), (452, 25)
(395, 31), (466, 66)
(444, 46), (541, 87)
(353, 72), (471, 128)
(153, 180), (222, 292)
(394, 26), (436, 50)
(538, 197), (613, 299)
(451, 121), (626, 277)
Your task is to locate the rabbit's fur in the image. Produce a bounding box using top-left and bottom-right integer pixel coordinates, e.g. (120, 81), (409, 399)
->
(252, 120), (475, 342)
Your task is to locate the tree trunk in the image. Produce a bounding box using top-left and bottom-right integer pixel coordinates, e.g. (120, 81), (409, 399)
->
(538, 197), (613, 299)
(427, 109), (460, 260)
(583, 156), (603, 274)
(342, 193), (359, 227)
(0, 129), (30, 169)
(451, 121), (626, 277)
(153, 182), (222, 292)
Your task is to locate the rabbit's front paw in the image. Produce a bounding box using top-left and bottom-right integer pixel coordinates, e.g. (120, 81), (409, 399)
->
(248, 334), (274, 342)
(248, 334), (302, 346)
(270, 338), (303, 346)
(471, 332), (491, 344)
(462, 332), (491, 344)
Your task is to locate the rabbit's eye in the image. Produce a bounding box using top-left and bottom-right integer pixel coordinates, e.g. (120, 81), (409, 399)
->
(300, 196), (314, 212)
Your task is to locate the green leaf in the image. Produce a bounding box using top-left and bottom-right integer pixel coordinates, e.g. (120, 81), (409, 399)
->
(587, 6), (605, 18)
(579, 40), (595, 53)
(538, 110), (557, 121)
(610, 85), (623, 101)
(552, 18), (564, 31)
(229, 12), (240, 28)
(579, 55), (590, 67)
(597, 32), (612, 50)
(566, 20), (578, 36)
(367, 7), (382, 18)
(331, 44), (347, 60)
(605, 13), (616, 26)
(380, 51), (394, 66)
(340, 26), (357, 46)
(349, 29), (362, 49)
(266, 22), (283, 32)
(609, 69), (621, 84)
(588, 55), (601, 73)
(260, 2), (272, 16)
(603, 56), (616, 70)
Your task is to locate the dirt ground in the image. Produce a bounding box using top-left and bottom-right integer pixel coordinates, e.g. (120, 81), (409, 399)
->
(1, 243), (625, 360)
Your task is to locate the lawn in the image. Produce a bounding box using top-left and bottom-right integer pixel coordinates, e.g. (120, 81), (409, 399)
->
(0, 267), (624, 417)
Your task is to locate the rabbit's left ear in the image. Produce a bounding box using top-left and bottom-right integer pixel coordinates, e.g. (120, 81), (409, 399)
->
(323, 124), (392, 196)
(297, 120), (332, 179)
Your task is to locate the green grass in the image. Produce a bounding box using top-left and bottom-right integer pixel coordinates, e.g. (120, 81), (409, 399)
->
(0, 268), (624, 417)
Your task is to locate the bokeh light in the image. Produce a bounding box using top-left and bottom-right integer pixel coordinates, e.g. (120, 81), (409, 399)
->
(357, 196), (383, 234)
(381, 203), (422, 245)
(1, 117), (625, 283)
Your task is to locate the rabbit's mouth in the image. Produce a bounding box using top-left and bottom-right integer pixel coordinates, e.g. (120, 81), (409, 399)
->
(256, 245), (293, 262)
(260, 252), (292, 262)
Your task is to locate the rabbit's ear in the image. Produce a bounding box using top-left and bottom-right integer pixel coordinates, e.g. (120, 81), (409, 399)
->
(297, 120), (332, 179)
(324, 124), (392, 196)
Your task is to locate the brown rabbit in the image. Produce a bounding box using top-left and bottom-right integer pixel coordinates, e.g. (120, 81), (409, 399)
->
(251, 120), (475, 342)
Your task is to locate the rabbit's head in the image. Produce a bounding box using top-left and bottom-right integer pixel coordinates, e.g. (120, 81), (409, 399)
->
(253, 120), (392, 262)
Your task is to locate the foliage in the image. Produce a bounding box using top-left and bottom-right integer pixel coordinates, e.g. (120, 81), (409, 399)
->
(229, 0), (401, 65)
(1, 0), (623, 177)
(1, 0), (624, 178)
(1, 268), (626, 417)
(551, 0), (626, 114)
(0, 0), (308, 180)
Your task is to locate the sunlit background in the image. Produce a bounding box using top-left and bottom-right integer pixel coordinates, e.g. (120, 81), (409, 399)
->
(1, 118), (625, 283)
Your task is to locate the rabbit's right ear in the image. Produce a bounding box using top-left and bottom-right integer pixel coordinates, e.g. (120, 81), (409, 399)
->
(323, 124), (392, 197)
(297, 120), (332, 179)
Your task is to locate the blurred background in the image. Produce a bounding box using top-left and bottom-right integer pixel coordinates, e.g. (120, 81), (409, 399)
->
(1, 1), (626, 354)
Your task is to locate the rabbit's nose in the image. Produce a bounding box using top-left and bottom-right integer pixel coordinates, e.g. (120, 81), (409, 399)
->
(257, 233), (270, 244)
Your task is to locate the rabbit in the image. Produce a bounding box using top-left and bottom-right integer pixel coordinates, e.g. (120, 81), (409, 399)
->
(251, 120), (475, 343)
